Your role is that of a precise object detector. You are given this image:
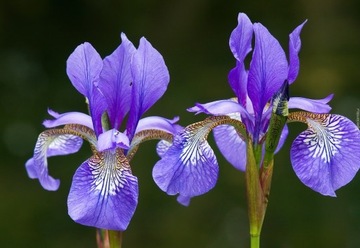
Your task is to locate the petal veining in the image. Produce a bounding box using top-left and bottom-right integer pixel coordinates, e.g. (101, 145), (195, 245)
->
(26, 129), (83, 191)
(66, 42), (102, 97)
(247, 23), (288, 119)
(99, 33), (136, 129)
(127, 37), (170, 140)
(152, 119), (220, 203)
(66, 42), (105, 135)
(68, 149), (138, 230)
(290, 114), (360, 196)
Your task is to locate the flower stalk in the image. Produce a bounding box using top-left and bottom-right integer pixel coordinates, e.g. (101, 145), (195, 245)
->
(245, 139), (266, 248)
(96, 229), (123, 248)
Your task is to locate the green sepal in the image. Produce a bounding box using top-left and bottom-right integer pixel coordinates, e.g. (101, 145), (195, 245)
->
(263, 81), (289, 167)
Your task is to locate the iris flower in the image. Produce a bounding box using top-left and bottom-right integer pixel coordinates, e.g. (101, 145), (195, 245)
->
(25, 33), (178, 230)
(153, 13), (360, 206)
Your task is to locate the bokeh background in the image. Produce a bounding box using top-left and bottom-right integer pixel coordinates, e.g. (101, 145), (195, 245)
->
(1, 0), (360, 247)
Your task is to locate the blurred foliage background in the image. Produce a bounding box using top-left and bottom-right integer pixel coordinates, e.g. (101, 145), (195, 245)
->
(1, 0), (360, 247)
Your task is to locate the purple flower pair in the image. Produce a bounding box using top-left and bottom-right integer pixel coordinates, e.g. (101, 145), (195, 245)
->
(152, 13), (360, 205)
(26, 12), (360, 232)
(26, 33), (178, 230)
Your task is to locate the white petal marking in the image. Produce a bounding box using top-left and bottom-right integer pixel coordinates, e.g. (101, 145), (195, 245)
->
(88, 150), (136, 197)
(304, 115), (343, 163)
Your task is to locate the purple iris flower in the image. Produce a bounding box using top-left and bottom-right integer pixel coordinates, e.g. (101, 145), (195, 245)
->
(25, 33), (178, 230)
(152, 13), (360, 206)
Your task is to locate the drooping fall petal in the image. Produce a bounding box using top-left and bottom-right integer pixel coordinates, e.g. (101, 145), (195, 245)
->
(68, 149), (138, 230)
(290, 114), (360, 196)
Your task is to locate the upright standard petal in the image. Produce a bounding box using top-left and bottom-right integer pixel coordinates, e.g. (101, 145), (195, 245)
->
(68, 149), (138, 230)
(152, 119), (220, 205)
(66, 42), (106, 136)
(26, 129), (83, 190)
(99, 33), (137, 129)
(290, 114), (360, 196)
(228, 62), (248, 107)
(229, 13), (253, 62)
(66, 42), (102, 97)
(127, 37), (170, 140)
(228, 13), (253, 105)
(247, 23), (288, 119)
(288, 20), (307, 84)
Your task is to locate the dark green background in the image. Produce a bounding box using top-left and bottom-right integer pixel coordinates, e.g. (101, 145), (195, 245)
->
(2, 0), (360, 247)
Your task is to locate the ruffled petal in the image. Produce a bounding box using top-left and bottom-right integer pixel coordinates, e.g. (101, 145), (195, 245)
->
(25, 129), (83, 191)
(68, 149), (138, 230)
(152, 120), (219, 205)
(43, 110), (93, 130)
(288, 20), (307, 83)
(97, 129), (130, 151)
(288, 94), (333, 113)
(247, 23), (288, 119)
(290, 114), (360, 196)
(99, 33), (136, 129)
(213, 124), (246, 171)
(66, 42), (105, 135)
(126, 37), (170, 140)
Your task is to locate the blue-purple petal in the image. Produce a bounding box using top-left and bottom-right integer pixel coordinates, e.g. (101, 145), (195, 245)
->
(68, 150), (138, 230)
(177, 195), (191, 207)
(135, 116), (180, 135)
(152, 125), (219, 202)
(290, 114), (360, 196)
(228, 62), (248, 106)
(26, 130), (83, 191)
(66, 42), (106, 136)
(97, 129), (130, 152)
(127, 38), (170, 140)
(275, 124), (289, 153)
(213, 124), (247, 171)
(229, 13), (253, 61)
(288, 20), (307, 83)
(228, 13), (253, 104)
(247, 23), (288, 119)
(66, 42), (102, 97)
(288, 94), (333, 113)
(156, 140), (173, 158)
(187, 99), (246, 116)
(99, 33), (136, 129)
(43, 110), (93, 130)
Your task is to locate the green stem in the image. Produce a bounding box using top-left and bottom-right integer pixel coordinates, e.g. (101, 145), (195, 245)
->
(250, 234), (260, 248)
(96, 229), (123, 248)
(245, 141), (265, 247)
